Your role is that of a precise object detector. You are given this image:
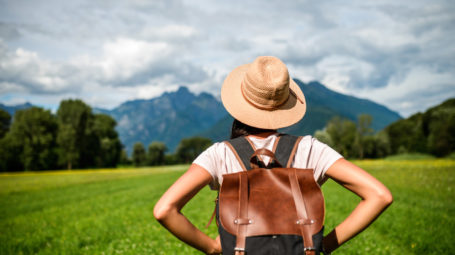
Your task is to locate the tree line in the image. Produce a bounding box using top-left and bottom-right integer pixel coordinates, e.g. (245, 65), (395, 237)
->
(315, 98), (455, 159)
(0, 99), (213, 172)
(315, 114), (392, 159)
(127, 136), (212, 167)
(385, 98), (455, 157)
(1, 98), (453, 171)
(0, 99), (122, 171)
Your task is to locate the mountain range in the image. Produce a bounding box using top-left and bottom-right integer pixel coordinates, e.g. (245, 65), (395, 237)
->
(0, 102), (34, 116)
(1, 80), (402, 153)
(96, 80), (401, 153)
(94, 86), (227, 153)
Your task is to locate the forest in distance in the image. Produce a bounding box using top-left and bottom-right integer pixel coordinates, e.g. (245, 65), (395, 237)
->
(0, 98), (454, 172)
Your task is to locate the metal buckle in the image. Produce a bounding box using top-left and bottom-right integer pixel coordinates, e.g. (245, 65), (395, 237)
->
(304, 247), (315, 251)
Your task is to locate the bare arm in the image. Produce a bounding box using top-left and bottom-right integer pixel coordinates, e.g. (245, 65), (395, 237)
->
(153, 164), (222, 254)
(322, 158), (393, 253)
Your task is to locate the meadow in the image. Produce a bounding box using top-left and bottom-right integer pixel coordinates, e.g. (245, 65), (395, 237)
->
(0, 160), (454, 254)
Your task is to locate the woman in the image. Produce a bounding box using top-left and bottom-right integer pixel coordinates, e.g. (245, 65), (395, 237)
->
(154, 56), (393, 254)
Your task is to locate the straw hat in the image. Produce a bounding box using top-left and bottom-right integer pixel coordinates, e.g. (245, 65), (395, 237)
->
(221, 56), (306, 129)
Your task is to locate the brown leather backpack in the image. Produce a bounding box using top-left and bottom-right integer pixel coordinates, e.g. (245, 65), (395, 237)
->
(217, 134), (325, 255)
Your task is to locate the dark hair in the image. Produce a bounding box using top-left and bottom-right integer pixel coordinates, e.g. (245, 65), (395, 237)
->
(230, 119), (276, 139)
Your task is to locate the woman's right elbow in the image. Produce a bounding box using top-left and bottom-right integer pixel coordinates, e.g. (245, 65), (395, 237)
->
(376, 187), (393, 208)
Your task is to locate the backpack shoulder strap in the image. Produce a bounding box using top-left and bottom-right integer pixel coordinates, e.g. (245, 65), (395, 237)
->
(224, 136), (255, 171)
(274, 134), (303, 168)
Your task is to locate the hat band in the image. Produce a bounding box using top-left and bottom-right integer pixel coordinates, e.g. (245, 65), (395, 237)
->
(289, 88), (304, 104)
(241, 82), (290, 111)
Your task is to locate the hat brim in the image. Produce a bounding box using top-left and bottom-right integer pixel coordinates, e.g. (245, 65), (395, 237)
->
(221, 63), (306, 130)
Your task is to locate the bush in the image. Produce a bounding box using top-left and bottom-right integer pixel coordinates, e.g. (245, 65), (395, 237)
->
(445, 152), (455, 160)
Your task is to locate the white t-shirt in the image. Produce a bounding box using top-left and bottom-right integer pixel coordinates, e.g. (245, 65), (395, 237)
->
(194, 134), (343, 190)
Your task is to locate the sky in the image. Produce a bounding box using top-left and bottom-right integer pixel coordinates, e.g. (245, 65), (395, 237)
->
(0, 0), (454, 117)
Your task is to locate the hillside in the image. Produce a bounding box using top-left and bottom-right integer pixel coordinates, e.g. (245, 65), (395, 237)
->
(95, 87), (226, 153)
(385, 98), (455, 156)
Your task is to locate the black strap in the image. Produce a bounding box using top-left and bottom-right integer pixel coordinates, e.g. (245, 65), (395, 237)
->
(274, 135), (300, 168)
(226, 136), (255, 170)
(226, 134), (300, 170)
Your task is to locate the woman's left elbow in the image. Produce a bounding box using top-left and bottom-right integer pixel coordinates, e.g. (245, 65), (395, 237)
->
(153, 202), (172, 221)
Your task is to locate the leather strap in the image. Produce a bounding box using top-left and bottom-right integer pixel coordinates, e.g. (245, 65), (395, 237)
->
(272, 135), (281, 153)
(306, 138), (315, 169)
(288, 168), (315, 254)
(287, 136), (303, 168)
(251, 148), (277, 160)
(205, 197), (218, 228)
(249, 148), (280, 169)
(235, 172), (249, 254)
(227, 134), (302, 170)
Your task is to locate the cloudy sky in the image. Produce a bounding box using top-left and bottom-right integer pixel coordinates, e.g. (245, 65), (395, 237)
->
(0, 0), (454, 117)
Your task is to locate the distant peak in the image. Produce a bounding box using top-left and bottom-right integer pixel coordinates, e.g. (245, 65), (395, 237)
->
(308, 81), (323, 86)
(160, 86), (193, 99)
(308, 81), (332, 92)
(293, 79), (327, 90)
(176, 86), (190, 94)
(293, 78), (305, 86)
(0, 101), (33, 107)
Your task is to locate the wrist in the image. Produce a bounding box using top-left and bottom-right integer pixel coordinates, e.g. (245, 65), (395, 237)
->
(205, 238), (221, 255)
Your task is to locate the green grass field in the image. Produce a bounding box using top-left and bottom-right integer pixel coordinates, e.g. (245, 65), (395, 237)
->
(0, 160), (454, 254)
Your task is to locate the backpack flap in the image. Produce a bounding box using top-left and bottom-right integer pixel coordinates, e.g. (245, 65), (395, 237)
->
(218, 167), (325, 237)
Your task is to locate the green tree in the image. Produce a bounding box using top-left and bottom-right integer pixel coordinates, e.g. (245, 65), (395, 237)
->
(386, 113), (427, 154)
(7, 107), (58, 171)
(175, 136), (212, 163)
(326, 117), (357, 158)
(147, 142), (167, 166)
(361, 135), (377, 158)
(355, 114), (374, 159)
(119, 149), (131, 165)
(132, 142), (146, 166)
(384, 98), (455, 157)
(0, 109), (10, 139)
(373, 131), (391, 158)
(323, 115), (391, 159)
(57, 99), (93, 170)
(164, 154), (179, 165)
(0, 133), (24, 172)
(314, 129), (333, 147)
(92, 114), (122, 167)
(426, 107), (455, 156)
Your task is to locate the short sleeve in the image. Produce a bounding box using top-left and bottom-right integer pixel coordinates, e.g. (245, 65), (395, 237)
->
(294, 136), (343, 185)
(193, 143), (221, 190)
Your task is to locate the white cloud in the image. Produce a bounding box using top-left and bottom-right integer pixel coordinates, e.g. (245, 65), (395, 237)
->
(0, 43), (73, 93)
(356, 67), (455, 117)
(0, 82), (26, 94)
(99, 38), (172, 82)
(0, 0), (454, 116)
(315, 55), (375, 93)
(140, 25), (198, 41)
